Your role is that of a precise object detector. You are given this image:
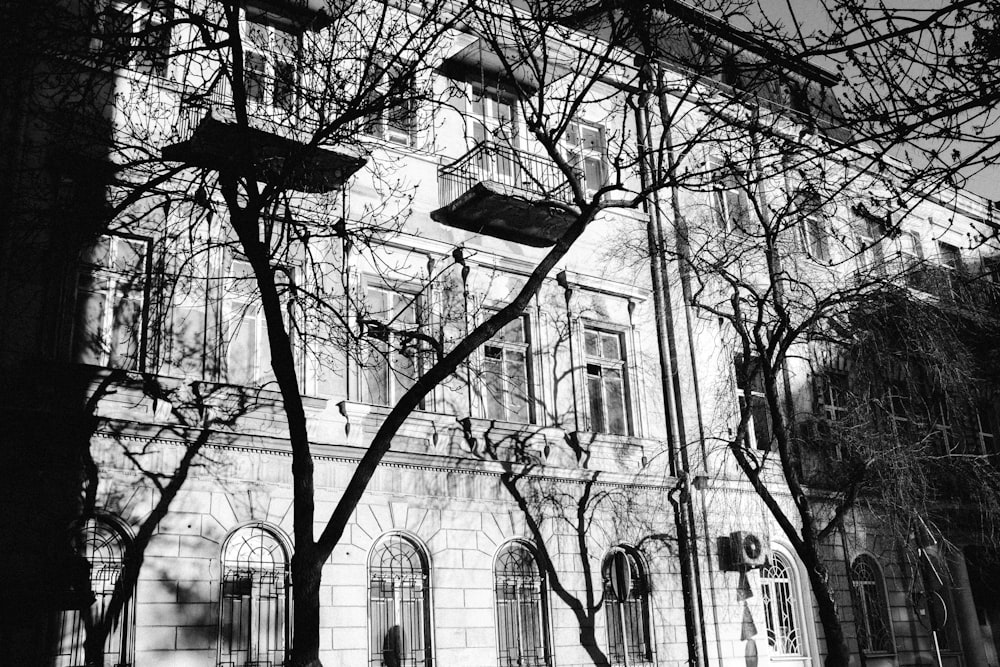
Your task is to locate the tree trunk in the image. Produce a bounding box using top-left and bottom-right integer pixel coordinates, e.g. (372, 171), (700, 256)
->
(290, 546), (324, 667)
(804, 556), (852, 667)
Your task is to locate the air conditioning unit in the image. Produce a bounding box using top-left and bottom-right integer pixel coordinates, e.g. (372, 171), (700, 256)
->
(728, 531), (767, 569)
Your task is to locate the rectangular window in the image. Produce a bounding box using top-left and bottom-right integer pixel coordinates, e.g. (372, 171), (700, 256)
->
(796, 193), (829, 261)
(244, 13), (300, 113)
(469, 85), (519, 183)
(361, 58), (417, 146)
(361, 287), (424, 408)
(711, 158), (752, 232)
(736, 355), (772, 451)
(815, 371), (848, 458)
(222, 259), (273, 386)
(96, 2), (171, 75)
(856, 217), (886, 276)
(70, 234), (149, 370)
(584, 327), (629, 436)
(564, 120), (607, 197)
(482, 315), (533, 423)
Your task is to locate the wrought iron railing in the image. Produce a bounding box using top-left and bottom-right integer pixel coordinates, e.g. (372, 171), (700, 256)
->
(903, 261), (1000, 312)
(170, 74), (315, 145)
(438, 142), (574, 207)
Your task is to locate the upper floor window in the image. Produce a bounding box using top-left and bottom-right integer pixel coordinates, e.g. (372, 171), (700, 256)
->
(495, 541), (550, 667)
(223, 259), (275, 386)
(937, 241), (961, 270)
(469, 85), (519, 183)
(361, 58), (418, 146)
(898, 231), (923, 266)
(50, 516), (135, 667)
(795, 191), (830, 261)
(361, 286), (424, 408)
(736, 355), (772, 451)
(850, 555), (894, 654)
(564, 120), (607, 198)
(584, 327), (630, 436)
(369, 533), (432, 667)
(761, 549), (806, 656)
(219, 523), (290, 667)
(601, 547), (653, 666)
(710, 158), (752, 232)
(244, 13), (300, 113)
(856, 216), (886, 276)
(482, 315), (533, 424)
(815, 371), (849, 457)
(70, 234), (150, 371)
(94, 1), (172, 75)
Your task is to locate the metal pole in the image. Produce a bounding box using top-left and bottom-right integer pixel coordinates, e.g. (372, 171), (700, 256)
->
(634, 53), (706, 667)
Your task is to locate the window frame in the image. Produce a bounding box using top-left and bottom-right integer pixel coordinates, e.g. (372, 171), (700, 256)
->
(242, 9), (302, 115)
(467, 82), (521, 185)
(92, 0), (172, 75)
(582, 324), (632, 436)
(480, 313), (535, 424)
(815, 370), (849, 459)
(69, 232), (152, 372)
(49, 515), (136, 667)
(360, 56), (419, 147)
(735, 354), (772, 451)
(563, 119), (607, 198)
(494, 540), (551, 667)
(856, 216), (887, 276)
(795, 191), (830, 262)
(359, 284), (426, 409)
(218, 522), (292, 667)
(760, 548), (808, 658)
(850, 554), (895, 655)
(368, 532), (434, 667)
(709, 156), (753, 232)
(601, 546), (654, 666)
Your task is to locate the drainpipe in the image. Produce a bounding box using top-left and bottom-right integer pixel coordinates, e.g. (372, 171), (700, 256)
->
(635, 54), (707, 667)
(654, 65), (722, 663)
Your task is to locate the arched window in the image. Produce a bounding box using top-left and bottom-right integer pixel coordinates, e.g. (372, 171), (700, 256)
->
(494, 541), (550, 667)
(851, 555), (894, 654)
(218, 523), (290, 667)
(51, 516), (135, 667)
(369, 533), (432, 667)
(761, 550), (805, 656)
(601, 546), (653, 665)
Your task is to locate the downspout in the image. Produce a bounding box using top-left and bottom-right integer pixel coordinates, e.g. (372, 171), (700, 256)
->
(635, 55), (707, 667)
(656, 66), (723, 664)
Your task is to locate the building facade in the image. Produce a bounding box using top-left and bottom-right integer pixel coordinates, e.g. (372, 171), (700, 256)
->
(1, 1), (999, 667)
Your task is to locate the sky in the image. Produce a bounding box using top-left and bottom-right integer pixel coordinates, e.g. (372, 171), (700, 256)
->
(742, 0), (999, 202)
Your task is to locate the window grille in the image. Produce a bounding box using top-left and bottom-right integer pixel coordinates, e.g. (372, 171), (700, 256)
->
(369, 534), (432, 667)
(601, 547), (653, 665)
(850, 556), (894, 654)
(495, 542), (550, 667)
(218, 524), (290, 667)
(50, 517), (135, 667)
(761, 552), (803, 655)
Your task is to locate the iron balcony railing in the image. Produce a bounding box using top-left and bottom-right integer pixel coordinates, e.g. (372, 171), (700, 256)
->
(438, 142), (575, 208)
(171, 74), (315, 145)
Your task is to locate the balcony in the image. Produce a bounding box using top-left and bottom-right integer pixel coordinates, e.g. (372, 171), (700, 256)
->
(903, 261), (1000, 313)
(162, 78), (364, 193)
(431, 142), (577, 248)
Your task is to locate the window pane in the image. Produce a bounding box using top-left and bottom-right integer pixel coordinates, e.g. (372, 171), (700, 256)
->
(584, 330), (600, 356)
(507, 351), (529, 422)
(588, 371), (605, 433)
(73, 276), (107, 365)
(600, 332), (620, 360)
(605, 369), (627, 435)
